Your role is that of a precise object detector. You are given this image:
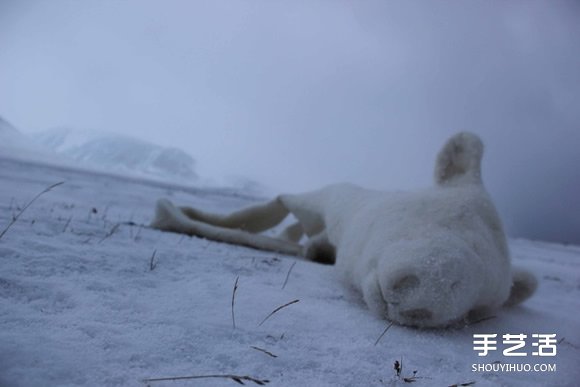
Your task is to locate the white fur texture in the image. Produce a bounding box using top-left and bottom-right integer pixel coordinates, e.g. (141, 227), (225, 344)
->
(151, 132), (537, 328)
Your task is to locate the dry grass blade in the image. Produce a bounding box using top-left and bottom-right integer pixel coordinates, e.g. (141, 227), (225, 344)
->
(281, 261), (296, 290)
(374, 321), (394, 346)
(250, 346), (278, 358)
(232, 276), (239, 329)
(178, 234), (186, 244)
(149, 249), (157, 271)
(143, 373), (270, 385)
(0, 181), (64, 240)
(258, 299), (299, 327)
(99, 223), (120, 243)
(62, 215), (73, 233)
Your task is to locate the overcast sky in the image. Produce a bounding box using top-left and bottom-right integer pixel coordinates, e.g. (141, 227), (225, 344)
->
(0, 1), (579, 244)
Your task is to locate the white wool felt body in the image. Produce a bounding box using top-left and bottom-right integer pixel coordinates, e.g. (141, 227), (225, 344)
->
(151, 132), (537, 328)
(281, 182), (511, 326)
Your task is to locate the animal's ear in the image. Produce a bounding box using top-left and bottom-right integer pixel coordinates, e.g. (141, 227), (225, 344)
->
(504, 267), (538, 307)
(435, 132), (484, 185)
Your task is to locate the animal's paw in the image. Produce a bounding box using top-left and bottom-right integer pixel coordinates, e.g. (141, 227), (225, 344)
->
(504, 267), (538, 307)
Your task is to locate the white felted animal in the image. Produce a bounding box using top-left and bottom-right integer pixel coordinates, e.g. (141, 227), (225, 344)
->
(151, 132), (537, 328)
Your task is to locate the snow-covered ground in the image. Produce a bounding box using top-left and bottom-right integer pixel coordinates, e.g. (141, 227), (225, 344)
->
(0, 156), (578, 387)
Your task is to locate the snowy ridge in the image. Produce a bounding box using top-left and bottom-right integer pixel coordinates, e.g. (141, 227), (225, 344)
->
(35, 127), (198, 184)
(1, 117), (262, 195)
(0, 158), (578, 387)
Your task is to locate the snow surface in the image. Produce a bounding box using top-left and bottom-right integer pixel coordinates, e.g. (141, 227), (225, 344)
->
(0, 156), (579, 387)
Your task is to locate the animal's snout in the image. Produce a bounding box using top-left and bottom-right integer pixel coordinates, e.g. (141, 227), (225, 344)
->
(383, 266), (470, 326)
(388, 274), (435, 323)
(378, 239), (485, 327)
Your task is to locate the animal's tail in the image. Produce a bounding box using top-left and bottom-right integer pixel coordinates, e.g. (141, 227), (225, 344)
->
(434, 132), (484, 185)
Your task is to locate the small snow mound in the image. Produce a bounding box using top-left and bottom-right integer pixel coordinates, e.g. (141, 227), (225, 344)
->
(35, 127), (198, 183)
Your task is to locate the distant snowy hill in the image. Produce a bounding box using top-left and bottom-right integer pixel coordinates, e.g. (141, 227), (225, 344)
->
(34, 127), (198, 184)
(0, 117), (262, 193)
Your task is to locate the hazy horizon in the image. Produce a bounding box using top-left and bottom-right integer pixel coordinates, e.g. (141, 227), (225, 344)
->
(1, 1), (579, 244)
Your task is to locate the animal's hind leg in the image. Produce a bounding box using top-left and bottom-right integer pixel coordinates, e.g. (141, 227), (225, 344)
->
(151, 199), (302, 256)
(179, 198), (290, 233)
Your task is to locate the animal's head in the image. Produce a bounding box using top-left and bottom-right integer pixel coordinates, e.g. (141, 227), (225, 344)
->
(375, 235), (502, 328)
